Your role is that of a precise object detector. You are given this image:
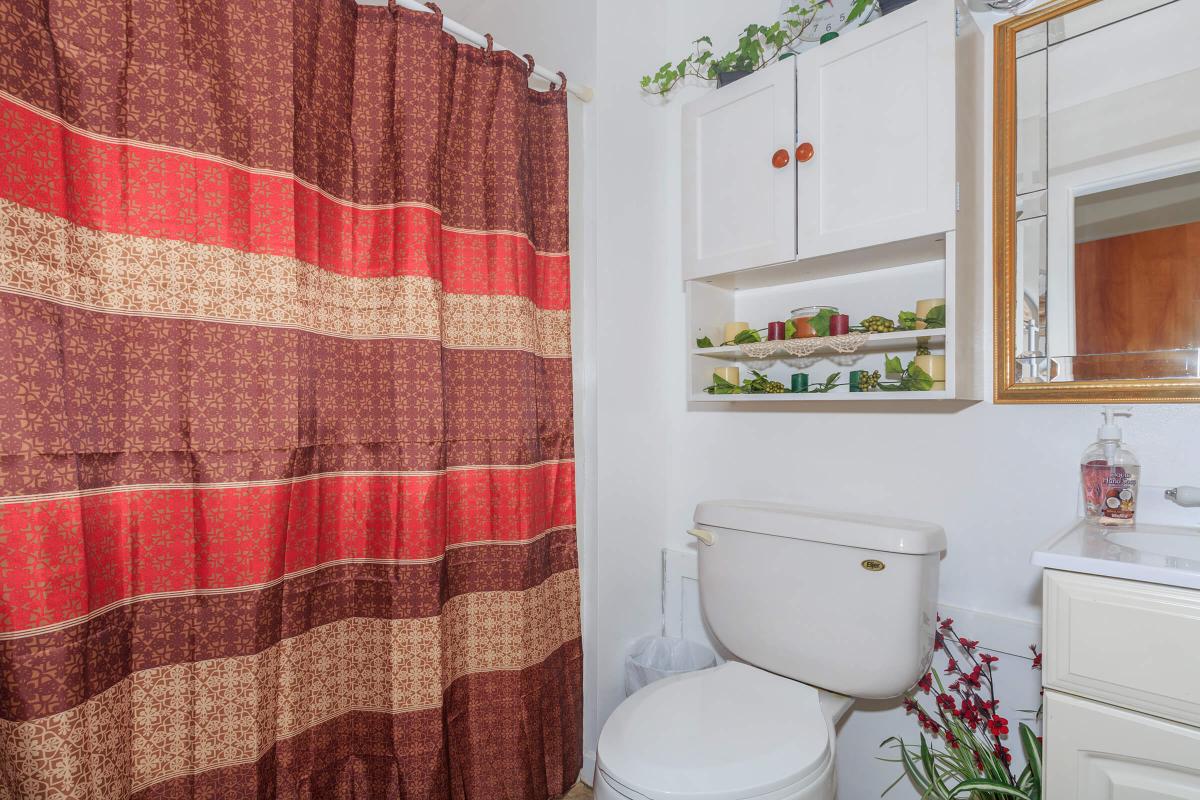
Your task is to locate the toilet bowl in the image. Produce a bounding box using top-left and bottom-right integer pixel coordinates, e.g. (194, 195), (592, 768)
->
(594, 662), (851, 800)
(593, 500), (946, 800)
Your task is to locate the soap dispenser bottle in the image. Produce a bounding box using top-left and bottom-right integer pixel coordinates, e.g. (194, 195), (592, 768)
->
(1080, 408), (1139, 526)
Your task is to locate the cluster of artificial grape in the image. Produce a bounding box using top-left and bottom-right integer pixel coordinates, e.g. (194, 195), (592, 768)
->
(858, 370), (882, 391)
(764, 380), (788, 393)
(859, 315), (895, 333)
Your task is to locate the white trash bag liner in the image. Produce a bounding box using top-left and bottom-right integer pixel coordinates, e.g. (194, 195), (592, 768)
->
(624, 635), (717, 696)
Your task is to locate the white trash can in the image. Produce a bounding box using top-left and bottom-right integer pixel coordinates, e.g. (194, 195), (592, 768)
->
(624, 635), (717, 696)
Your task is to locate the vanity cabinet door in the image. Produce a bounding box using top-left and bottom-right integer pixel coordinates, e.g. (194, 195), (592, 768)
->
(1045, 690), (1200, 799)
(681, 59), (797, 280)
(794, 0), (956, 260)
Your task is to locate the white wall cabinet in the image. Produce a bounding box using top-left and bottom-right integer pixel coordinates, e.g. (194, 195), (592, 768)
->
(681, 0), (982, 404)
(1042, 570), (1200, 798)
(681, 60), (796, 278)
(682, 0), (961, 281)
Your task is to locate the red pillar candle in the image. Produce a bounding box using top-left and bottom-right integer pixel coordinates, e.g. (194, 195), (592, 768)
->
(767, 321), (786, 341)
(829, 314), (850, 336)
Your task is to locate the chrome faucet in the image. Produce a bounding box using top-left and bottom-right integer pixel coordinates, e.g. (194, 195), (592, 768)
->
(1164, 486), (1200, 508)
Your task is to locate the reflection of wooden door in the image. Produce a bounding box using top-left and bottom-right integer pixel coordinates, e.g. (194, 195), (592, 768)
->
(1074, 220), (1200, 380)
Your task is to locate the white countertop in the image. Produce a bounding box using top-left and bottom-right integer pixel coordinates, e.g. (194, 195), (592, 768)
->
(1033, 519), (1200, 591)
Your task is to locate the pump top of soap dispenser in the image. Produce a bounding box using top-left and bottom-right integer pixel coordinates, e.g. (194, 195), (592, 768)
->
(1098, 407), (1132, 441)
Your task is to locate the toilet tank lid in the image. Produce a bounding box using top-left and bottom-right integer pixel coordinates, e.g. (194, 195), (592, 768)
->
(694, 500), (947, 554)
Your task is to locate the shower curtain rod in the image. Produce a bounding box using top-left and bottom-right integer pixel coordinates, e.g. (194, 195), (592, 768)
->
(393, 0), (594, 102)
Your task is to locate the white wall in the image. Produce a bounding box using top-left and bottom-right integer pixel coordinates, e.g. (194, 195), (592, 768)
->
(439, 0), (1200, 794)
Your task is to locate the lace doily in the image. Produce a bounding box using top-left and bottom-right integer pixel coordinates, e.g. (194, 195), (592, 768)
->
(737, 332), (870, 359)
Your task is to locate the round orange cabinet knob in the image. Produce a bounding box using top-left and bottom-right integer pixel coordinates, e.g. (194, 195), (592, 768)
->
(771, 148), (790, 169)
(796, 142), (815, 163)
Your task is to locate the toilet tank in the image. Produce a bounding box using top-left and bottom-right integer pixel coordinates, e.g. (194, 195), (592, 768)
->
(694, 500), (946, 699)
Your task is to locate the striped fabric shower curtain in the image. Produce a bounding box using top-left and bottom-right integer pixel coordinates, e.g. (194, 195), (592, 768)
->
(0, 0), (581, 797)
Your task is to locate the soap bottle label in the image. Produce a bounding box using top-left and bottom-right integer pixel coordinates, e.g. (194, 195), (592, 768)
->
(1099, 469), (1137, 524)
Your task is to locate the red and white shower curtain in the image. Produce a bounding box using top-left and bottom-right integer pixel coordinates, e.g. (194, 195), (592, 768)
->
(0, 0), (581, 797)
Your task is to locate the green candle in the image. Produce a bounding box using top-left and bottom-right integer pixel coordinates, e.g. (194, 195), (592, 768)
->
(790, 373), (809, 393)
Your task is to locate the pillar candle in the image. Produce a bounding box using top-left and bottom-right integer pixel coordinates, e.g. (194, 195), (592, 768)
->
(790, 373), (808, 393)
(767, 321), (786, 341)
(829, 314), (850, 336)
(723, 322), (749, 343)
(849, 369), (865, 392)
(713, 367), (740, 385)
(915, 298), (945, 330)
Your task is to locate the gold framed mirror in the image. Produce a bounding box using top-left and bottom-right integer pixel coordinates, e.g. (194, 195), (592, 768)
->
(994, 0), (1200, 403)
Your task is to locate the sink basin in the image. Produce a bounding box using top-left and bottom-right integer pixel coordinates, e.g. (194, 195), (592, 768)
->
(1105, 530), (1200, 563)
(1033, 520), (1200, 591)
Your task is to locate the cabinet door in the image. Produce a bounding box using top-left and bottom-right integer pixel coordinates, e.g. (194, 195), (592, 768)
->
(682, 59), (796, 280)
(795, 0), (956, 260)
(1045, 690), (1200, 799)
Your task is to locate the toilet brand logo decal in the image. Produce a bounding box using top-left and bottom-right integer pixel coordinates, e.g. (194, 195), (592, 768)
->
(861, 559), (886, 572)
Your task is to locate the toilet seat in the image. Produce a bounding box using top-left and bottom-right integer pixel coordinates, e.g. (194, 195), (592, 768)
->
(596, 662), (833, 800)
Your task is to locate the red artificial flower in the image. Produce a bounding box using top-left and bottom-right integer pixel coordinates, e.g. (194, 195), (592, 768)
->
(988, 715), (1009, 736)
(944, 730), (959, 749)
(994, 743), (1013, 765)
(1032, 652), (1042, 670)
(981, 653), (999, 665)
(958, 636), (979, 650)
(934, 631), (944, 651)
(962, 665), (983, 689)
(903, 697), (918, 714)
(944, 656), (958, 674)
(936, 693), (956, 711)
(917, 672), (933, 694)
(973, 751), (985, 772)
(939, 617), (954, 630)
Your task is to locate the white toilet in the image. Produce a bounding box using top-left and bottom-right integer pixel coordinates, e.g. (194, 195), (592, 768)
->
(593, 500), (946, 800)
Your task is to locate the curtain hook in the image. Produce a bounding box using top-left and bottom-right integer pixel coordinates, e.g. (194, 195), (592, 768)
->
(555, 70), (568, 93)
(522, 53), (535, 77)
(484, 33), (494, 56)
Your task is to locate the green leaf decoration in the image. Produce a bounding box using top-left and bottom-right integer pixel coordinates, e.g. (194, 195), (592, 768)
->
(809, 308), (836, 337)
(897, 310), (918, 331)
(906, 363), (935, 391)
(922, 304), (947, 329)
(732, 328), (762, 344)
(845, 0), (873, 23)
(884, 354), (904, 377)
(696, 336), (714, 349)
(704, 373), (741, 394)
(784, 319), (796, 339)
(807, 373), (840, 393)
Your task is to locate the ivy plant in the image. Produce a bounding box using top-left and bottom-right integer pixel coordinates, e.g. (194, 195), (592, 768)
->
(641, 2), (822, 96)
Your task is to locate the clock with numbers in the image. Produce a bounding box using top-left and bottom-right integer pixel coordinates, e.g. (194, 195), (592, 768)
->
(781, 0), (878, 53)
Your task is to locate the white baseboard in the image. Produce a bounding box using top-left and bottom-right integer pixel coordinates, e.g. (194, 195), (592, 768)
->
(580, 751), (596, 787)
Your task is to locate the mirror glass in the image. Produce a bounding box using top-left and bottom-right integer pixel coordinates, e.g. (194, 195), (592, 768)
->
(1009, 0), (1200, 385)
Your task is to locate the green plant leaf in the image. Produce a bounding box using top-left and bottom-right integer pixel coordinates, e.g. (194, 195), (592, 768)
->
(885, 354), (904, 376)
(696, 336), (714, 349)
(897, 310), (918, 331)
(1018, 723), (1042, 799)
(705, 373), (741, 394)
(784, 319), (796, 339)
(809, 308), (836, 337)
(907, 363), (935, 391)
(922, 304), (947, 329)
(732, 328), (762, 344)
(846, 0), (873, 23)
(946, 779), (1032, 799)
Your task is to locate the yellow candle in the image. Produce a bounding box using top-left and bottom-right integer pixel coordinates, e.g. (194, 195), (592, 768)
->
(723, 322), (749, 344)
(914, 355), (946, 390)
(713, 367), (740, 385)
(915, 298), (945, 330)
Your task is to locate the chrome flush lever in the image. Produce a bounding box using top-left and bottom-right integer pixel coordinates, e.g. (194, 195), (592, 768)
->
(1165, 486), (1200, 508)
